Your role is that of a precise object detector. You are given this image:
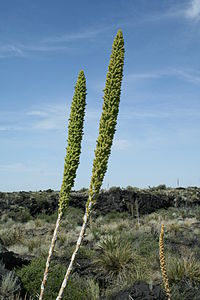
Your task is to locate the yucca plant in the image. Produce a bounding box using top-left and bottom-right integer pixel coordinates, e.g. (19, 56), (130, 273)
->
(56, 29), (125, 299)
(39, 70), (86, 300)
(93, 235), (135, 283)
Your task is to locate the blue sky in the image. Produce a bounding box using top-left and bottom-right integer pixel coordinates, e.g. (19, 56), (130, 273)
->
(1, 0), (200, 191)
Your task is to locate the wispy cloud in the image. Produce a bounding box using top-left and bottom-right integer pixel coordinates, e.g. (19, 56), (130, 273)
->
(0, 102), (100, 132)
(0, 45), (25, 58)
(0, 104), (67, 131)
(127, 70), (164, 80)
(140, 0), (200, 23)
(127, 68), (200, 85)
(0, 43), (71, 58)
(174, 68), (200, 84)
(113, 138), (131, 151)
(120, 107), (200, 120)
(185, 0), (200, 21)
(43, 26), (112, 44)
(8, 100), (194, 134)
(26, 104), (67, 130)
(0, 25), (115, 59)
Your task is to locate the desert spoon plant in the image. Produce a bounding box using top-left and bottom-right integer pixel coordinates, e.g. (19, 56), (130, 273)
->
(39, 70), (86, 300)
(56, 29), (125, 299)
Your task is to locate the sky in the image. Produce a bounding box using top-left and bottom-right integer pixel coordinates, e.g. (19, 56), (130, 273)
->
(1, 0), (200, 192)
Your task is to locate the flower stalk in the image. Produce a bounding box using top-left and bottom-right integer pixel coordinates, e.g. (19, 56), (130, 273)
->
(56, 29), (125, 300)
(159, 223), (171, 300)
(39, 70), (86, 300)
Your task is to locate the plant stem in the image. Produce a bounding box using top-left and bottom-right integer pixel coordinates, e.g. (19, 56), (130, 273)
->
(39, 211), (62, 300)
(56, 200), (92, 300)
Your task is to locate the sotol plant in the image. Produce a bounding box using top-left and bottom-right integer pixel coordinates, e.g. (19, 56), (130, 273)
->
(56, 29), (124, 299)
(39, 70), (86, 300)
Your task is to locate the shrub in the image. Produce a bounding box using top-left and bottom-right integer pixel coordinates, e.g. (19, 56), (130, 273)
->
(126, 186), (140, 192)
(78, 187), (88, 193)
(108, 186), (121, 193)
(16, 257), (97, 300)
(0, 226), (23, 246)
(149, 184), (167, 191)
(35, 211), (58, 223)
(7, 207), (32, 223)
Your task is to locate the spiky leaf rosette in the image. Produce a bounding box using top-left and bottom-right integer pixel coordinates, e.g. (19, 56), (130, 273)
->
(88, 29), (124, 202)
(59, 70), (86, 212)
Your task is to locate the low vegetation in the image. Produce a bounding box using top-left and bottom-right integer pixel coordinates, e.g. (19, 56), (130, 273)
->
(0, 201), (200, 299)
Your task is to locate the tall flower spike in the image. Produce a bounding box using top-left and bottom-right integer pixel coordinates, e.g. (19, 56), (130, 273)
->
(59, 70), (87, 212)
(56, 29), (124, 300)
(39, 70), (86, 300)
(159, 223), (171, 300)
(88, 29), (125, 201)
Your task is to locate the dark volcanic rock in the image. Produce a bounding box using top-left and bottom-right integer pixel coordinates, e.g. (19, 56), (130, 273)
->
(0, 187), (200, 219)
(0, 238), (30, 270)
(0, 239), (30, 299)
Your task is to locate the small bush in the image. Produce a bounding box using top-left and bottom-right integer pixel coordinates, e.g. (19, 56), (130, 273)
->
(16, 257), (98, 300)
(149, 184), (167, 191)
(35, 211), (58, 223)
(0, 226), (23, 246)
(126, 186), (140, 192)
(108, 186), (121, 193)
(78, 187), (88, 193)
(7, 208), (32, 223)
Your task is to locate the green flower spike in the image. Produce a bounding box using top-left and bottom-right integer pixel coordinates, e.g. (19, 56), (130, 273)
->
(39, 70), (86, 300)
(88, 29), (125, 203)
(59, 70), (87, 213)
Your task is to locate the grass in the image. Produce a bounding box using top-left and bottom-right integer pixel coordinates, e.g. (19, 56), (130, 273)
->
(167, 254), (200, 285)
(0, 262), (21, 299)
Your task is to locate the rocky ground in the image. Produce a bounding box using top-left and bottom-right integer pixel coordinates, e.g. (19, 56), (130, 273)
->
(0, 185), (200, 299)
